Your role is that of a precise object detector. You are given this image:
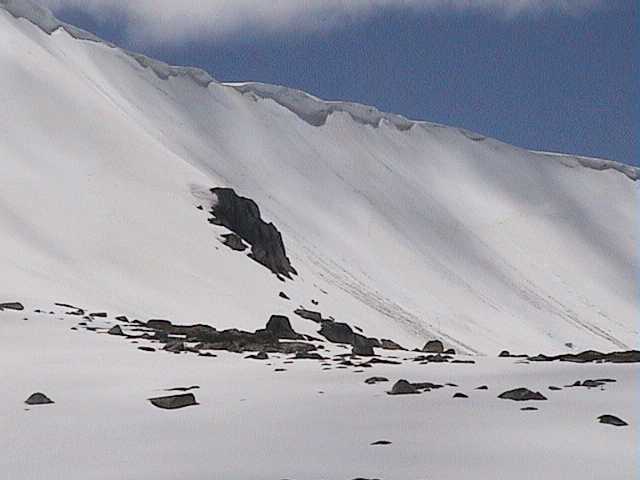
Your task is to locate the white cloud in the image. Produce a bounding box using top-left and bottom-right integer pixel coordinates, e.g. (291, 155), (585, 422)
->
(40, 0), (604, 44)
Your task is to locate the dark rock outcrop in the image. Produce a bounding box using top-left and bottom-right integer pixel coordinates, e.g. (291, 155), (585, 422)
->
(209, 187), (296, 278)
(453, 392), (468, 399)
(0, 302), (24, 311)
(364, 377), (389, 385)
(597, 414), (628, 427)
(246, 351), (269, 360)
(148, 393), (198, 410)
(498, 388), (547, 401)
(294, 308), (324, 323)
(529, 350), (640, 364)
(220, 233), (248, 251)
(107, 325), (124, 336)
(25, 393), (54, 405)
(261, 315), (303, 340)
(387, 380), (420, 395)
(380, 339), (405, 350)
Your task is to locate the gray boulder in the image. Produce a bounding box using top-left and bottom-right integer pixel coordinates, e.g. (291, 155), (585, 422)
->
(25, 393), (54, 405)
(498, 388), (547, 401)
(148, 393), (198, 410)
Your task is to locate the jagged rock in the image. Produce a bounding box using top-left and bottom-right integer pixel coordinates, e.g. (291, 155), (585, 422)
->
(597, 414), (628, 426)
(444, 348), (456, 355)
(262, 315), (303, 340)
(294, 351), (326, 360)
(90, 312), (107, 318)
(107, 325), (124, 336)
(422, 340), (444, 353)
(319, 320), (356, 344)
(163, 341), (185, 354)
(529, 350), (640, 364)
(380, 339), (405, 350)
(209, 187), (296, 277)
(25, 393), (54, 405)
(294, 308), (324, 323)
(0, 302), (24, 311)
(148, 393), (198, 410)
(476, 385), (489, 390)
(388, 380), (420, 395)
(220, 233), (248, 251)
(279, 292), (290, 300)
(115, 315), (129, 322)
(412, 382), (444, 391)
(498, 388), (547, 401)
(453, 392), (468, 399)
(364, 377), (389, 385)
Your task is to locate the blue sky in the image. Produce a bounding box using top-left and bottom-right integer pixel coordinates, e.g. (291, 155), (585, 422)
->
(49, 1), (637, 165)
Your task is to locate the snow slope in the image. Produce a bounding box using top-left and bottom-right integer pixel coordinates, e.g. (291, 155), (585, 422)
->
(1, 1), (638, 354)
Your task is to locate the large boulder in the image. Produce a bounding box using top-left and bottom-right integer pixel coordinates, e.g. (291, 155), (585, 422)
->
(498, 388), (547, 401)
(0, 302), (24, 311)
(25, 392), (54, 405)
(597, 414), (628, 427)
(209, 187), (296, 278)
(422, 340), (444, 353)
(319, 321), (356, 344)
(262, 315), (303, 340)
(387, 380), (420, 395)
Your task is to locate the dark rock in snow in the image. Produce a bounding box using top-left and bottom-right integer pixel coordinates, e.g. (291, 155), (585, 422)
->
(521, 407), (539, 411)
(138, 346), (156, 352)
(165, 386), (200, 392)
(90, 312), (107, 318)
(444, 348), (456, 355)
(278, 292), (290, 300)
(476, 385), (489, 390)
(294, 308), (323, 323)
(107, 325), (124, 336)
(220, 233), (248, 251)
(529, 350), (640, 364)
(115, 315), (129, 322)
(370, 440), (392, 446)
(597, 414), (628, 427)
(0, 302), (24, 311)
(209, 187), (296, 277)
(453, 392), (468, 399)
(163, 341), (185, 354)
(422, 340), (444, 353)
(25, 393), (54, 405)
(498, 388), (547, 401)
(149, 393), (198, 410)
(294, 351), (326, 360)
(262, 315), (303, 340)
(364, 377), (389, 385)
(380, 339), (405, 350)
(246, 351), (269, 360)
(548, 386), (562, 391)
(388, 380), (420, 395)
(319, 320), (356, 344)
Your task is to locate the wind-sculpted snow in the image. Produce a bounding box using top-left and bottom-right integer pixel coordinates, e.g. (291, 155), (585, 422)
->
(0, 2), (637, 354)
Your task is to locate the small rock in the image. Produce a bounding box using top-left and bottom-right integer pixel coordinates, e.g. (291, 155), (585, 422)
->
(352, 343), (375, 357)
(25, 393), (54, 405)
(453, 392), (468, 398)
(597, 414), (628, 427)
(548, 386), (562, 391)
(380, 339), (405, 350)
(90, 312), (108, 318)
(246, 351), (269, 360)
(364, 377), (389, 385)
(475, 385), (489, 390)
(388, 380), (420, 395)
(138, 346), (156, 352)
(444, 348), (456, 355)
(107, 325), (124, 336)
(521, 407), (539, 411)
(148, 393), (198, 410)
(0, 302), (25, 311)
(422, 340), (444, 353)
(370, 440), (392, 446)
(498, 388), (547, 401)
(163, 341), (185, 354)
(278, 292), (290, 300)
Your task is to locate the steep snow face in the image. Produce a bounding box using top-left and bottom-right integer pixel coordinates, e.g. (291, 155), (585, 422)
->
(0, 4), (638, 354)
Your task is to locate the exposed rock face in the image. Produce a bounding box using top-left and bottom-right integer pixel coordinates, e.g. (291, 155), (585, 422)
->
(387, 380), (420, 395)
(148, 393), (198, 410)
(498, 388), (547, 401)
(25, 393), (54, 405)
(380, 339), (405, 350)
(597, 414), (628, 427)
(352, 342), (375, 357)
(0, 302), (24, 311)
(220, 233), (248, 251)
(209, 187), (296, 278)
(261, 315), (303, 340)
(294, 308), (323, 323)
(529, 350), (640, 364)
(422, 340), (444, 353)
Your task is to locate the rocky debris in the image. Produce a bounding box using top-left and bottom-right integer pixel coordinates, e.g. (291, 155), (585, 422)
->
(453, 392), (468, 399)
(498, 388), (547, 401)
(521, 407), (539, 411)
(380, 339), (405, 350)
(138, 346), (156, 352)
(279, 292), (290, 300)
(148, 393), (198, 410)
(548, 386), (562, 391)
(566, 379), (616, 389)
(422, 340), (444, 353)
(498, 350), (527, 358)
(220, 233), (248, 251)
(90, 312), (108, 318)
(318, 320), (378, 352)
(362, 358), (401, 366)
(115, 315), (129, 322)
(528, 350), (640, 364)
(246, 351), (269, 360)
(414, 353), (452, 363)
(294, 308), (324, 323)
(260, 315), (303, 340)
(444, 348), (456, 355)
(25, 393), (54, 405)
(209, 187), (296, 278)
(163, 341), (186, 354)
(107, 325), (124, 336)
(365, 377), (389, 385)
(0, 302), (24, 311)
(475, 385), (489, 390)
(311, 299), (319, 305)
(294, 351), (326, 360)
(388, 380), (420, 395)
(451, 359), (475, 364)
(165, 386), (200, 392)
(597, 414), (628, 427)
(370, 440), (392, 446)
(352, 340), (375, 357)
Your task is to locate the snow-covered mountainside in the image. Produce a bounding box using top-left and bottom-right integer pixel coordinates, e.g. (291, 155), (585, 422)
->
(1, 0), (638, 355)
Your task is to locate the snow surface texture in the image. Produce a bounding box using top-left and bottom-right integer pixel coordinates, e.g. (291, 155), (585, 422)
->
(0, 2), (638, 356)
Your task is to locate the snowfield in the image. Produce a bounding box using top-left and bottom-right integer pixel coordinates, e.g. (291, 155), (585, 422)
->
(0, 1), (638, 478)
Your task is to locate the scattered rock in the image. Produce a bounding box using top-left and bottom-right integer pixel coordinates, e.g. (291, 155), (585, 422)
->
(148, 393), (198, 410)
(387, 380), (420, 395)
(370, 440), (392, 446)
(422, 340), (444, 353)
(279, 292), (290, 300)
(380, 339), (405, 351)
(138, 346), (156, 352)
(498, 388), (547, 401)
(0, 302), (24, 311)
(597, 414), (628, 427)
(319, 320), (357, 344)
(165, 386), (200, 392)
(294, 308), (323, 323)
(476, 385), (489, 390)
(364, 377), (389, 385)
(529, 350), (640, 364)
(451, 359), (475, 364)
(521, 407), (539, 411)
(294, 352), (326, 360)
(444, 348), (456, 355)
(90, 312), (108, 318)
(246, 351), (269, 360)
(163, 341), (185, 354)
(25, 393), (54, 405)
(107, 325), (124, 336)
(453, 392), (468, 398)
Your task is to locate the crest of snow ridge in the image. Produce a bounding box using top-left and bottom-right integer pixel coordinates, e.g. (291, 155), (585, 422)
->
(1, 0), (637, 181)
